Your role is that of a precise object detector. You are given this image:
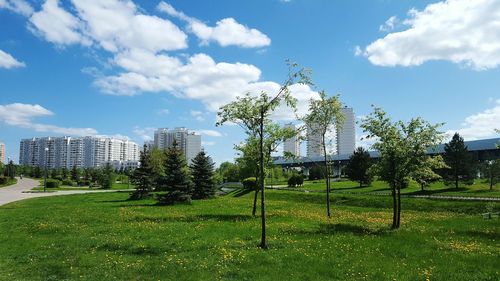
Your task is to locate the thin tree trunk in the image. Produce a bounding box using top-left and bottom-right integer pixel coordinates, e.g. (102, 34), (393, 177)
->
(391, 184), (398, 229)
(252, 188), (259, 216)
(323, 139), (331, 218)
(396, 185), (401, 228)
(259, 109), (268, 249)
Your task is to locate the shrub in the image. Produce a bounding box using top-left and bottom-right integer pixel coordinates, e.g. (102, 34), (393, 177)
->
(242, 177), (257, 190)
(0, 176), (8, 185)
(308, 166), (324, 180)
(62, 179), (76, 186)
(288, 175), (304, 187)
(45, 179), (60, 188)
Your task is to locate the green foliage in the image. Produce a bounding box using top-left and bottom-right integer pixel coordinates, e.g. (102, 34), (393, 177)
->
(345, 147), (373, 187)
(242, 177), (257, 190)
(71, 165), (80, 181)
(61, 168), (69, 179)
(157, 141), (192, 205)
(61, 179), (76, 186)
(33, 166), (42, 178)
(45, 179), (61, 188)
(287, 174), (304, 187)
(443, 133), (476, 188)
(0, 176), (8, 185)
(360, 106), (444, 228)
(190, 151), (216, 199)
(308, 166), (324, 180)
(216, 162), (240, 183)
(97, 164), (116, 189)
(130, 145), (155, 200)
(480, 159), (500, 190)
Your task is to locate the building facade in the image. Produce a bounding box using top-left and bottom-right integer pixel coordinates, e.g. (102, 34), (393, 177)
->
(0, 142), (4, 163)
(283, 123), (300, 157)
(337, 107), (356, 155)
(19, 136), (139, 168)
(153, 127), (201, 164)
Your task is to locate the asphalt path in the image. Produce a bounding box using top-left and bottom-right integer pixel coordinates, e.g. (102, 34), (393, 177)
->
(0, 177), (130, 207)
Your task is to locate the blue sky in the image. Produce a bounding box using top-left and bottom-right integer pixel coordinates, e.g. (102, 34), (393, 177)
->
(1, 0), (499, 164)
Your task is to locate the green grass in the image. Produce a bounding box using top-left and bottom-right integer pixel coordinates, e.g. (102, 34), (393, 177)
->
(0, 190), (498, 280)
(283, 179), (500, 197)
(0, 178), (17, 188)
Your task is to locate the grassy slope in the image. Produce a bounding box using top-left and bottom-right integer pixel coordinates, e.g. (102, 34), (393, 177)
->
(282, 179), (500, 197)
(0, 178), (17, 188)
(31, 182), (135, 191)
(0, 190), (498, 281)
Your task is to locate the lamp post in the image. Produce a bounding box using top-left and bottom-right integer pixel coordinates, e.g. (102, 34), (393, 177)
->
(44, 147), (49, 192)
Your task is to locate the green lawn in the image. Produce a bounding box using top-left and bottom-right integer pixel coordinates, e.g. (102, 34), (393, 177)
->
(282, 179), (500, 197)
(0, 178), (17, 188)
(0, 190), (498, 280)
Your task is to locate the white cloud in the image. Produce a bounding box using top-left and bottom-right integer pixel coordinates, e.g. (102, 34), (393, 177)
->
(190, 110), (205, 121)
(0, 0), (33, 16)
(132, 127), (156, 141)
(196, 130), (223, 137)
(379, 16), (398, 32)
(158, 109), (170, 115)
(0, 103), (97, 136)
(362, 0), (500, 70)
(202, 141), (216, 147)
(445, 99), (500, 140)
(72, 0), (187, 53)
(354, 46), (362, 56)
(29, 0), (90, 46)
(0, 49), (25, 68)
(157, 2), (271, 48)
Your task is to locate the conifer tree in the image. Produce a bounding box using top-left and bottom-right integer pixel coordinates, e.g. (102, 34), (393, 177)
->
(345, 147), (373, 187)
(157, 141), (192, 204)
(190, 151), (216, 199)
(443, 133), (475, 188)
(129, 145), (155, 200)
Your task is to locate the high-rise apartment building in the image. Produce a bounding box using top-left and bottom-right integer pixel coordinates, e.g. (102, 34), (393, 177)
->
(154, 127), (201, 164)
(283, 123), (300, 157)
(0, 142), (5, 163)
(19, 136), (139, 168)
(306, 123), (327, 158)
(337, 107), (356, 155)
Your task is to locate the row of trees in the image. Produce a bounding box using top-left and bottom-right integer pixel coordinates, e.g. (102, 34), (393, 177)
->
(130, 142), (216, 204)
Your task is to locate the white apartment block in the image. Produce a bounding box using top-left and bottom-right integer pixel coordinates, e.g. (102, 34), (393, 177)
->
(337, 107), (356, 155)
(154, 127), (201, 164)
(283, 123), (300, 157)
(0, 142), (5, 163)
(19, 136), (139, 168)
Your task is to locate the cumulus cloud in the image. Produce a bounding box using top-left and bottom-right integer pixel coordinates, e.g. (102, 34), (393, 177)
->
(0, 0), (33, 16)
(379, 16), (398, 32)
(196, 130), (223, 137)
(132, 127), (156, 141)
(445, 99), (500, 140)
(0, 103), (97, 136)
(361, 0), (500, 70)
(190, 110), (205, 121)
(29, 0), (91, 46)
(157, 2), (271, 48)
(0, 49), (25, 68)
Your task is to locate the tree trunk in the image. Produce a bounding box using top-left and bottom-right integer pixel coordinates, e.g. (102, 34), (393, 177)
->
(396, 185), (401, 228)
(259, 109), (268, 249)
(490, 174), (493, 191)
(252, 188), (259, 216)
(323, 139), (331, 218)
(391, 183), (398, 229)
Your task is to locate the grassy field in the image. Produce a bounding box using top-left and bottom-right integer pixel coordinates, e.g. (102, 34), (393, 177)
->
(276, 179), (500, 197)
(0, 189), (498, 280)
(0, 178), (17, 188)
(31, 181), (135, 191)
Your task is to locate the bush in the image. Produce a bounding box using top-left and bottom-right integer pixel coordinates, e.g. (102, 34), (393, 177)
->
(45, 179), (60, 188)
(62, 179), (76, 186)
(288, 175), (304, 187)
(308, 166), (324, 180)
(0, 176), (8, 184)
(156, 191), (192, 205)
(78, 180), (90, 186)
(242, 177), (257, 190)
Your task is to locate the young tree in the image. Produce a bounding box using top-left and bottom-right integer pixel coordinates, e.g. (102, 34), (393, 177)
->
(345, 147), (373, 187)
(216, 162), (240, 183)
(71, 164), (79, 181)
(98, 163), (116, 189)
(190, 151), (216, 199)
(50, 168), (59, 179)
(303, 91), (344, 218)
(149, 147), (166, 191)
(157, 141), (192, 204)
(443, 133), (475, 188)
(61, 167), (69, 179)
(361, 107), (444, 229)
(33, 166), (42, 178)
(129, 145), (155, 200)
(414, 155), (447, 191)
(217, 62), (311, 249)
(480, 160), (500, 190)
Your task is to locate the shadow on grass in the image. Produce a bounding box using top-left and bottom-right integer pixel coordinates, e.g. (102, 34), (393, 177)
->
(232, 189), (254, 197)
(97, 242), (162, 256)
(406, 187), (469, 196)
(289, 223), (390, 236)
(128, 213), (254, 224)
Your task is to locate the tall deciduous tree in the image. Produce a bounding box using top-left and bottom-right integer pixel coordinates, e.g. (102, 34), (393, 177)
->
(345, 147), (373, 187)
(443, 133), (475, 188)
(361, 107), (444, 229)
(129, 145), (155, 200)
(190, 151), (216, 199)
(303, 91), (344, 218)
(157, 141), (192, 205)
(217, 62), (311, 249)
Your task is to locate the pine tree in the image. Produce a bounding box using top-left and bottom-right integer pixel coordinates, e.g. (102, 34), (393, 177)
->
(157, 141), (192, 205)
(190, 151), (216, 199)
(443, 133), (475, 188)
(345, 147), (373, 187)
(129, 145), (154, 200)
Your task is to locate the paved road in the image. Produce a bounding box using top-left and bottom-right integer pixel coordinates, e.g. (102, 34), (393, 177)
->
(0, 178), (131, 207)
